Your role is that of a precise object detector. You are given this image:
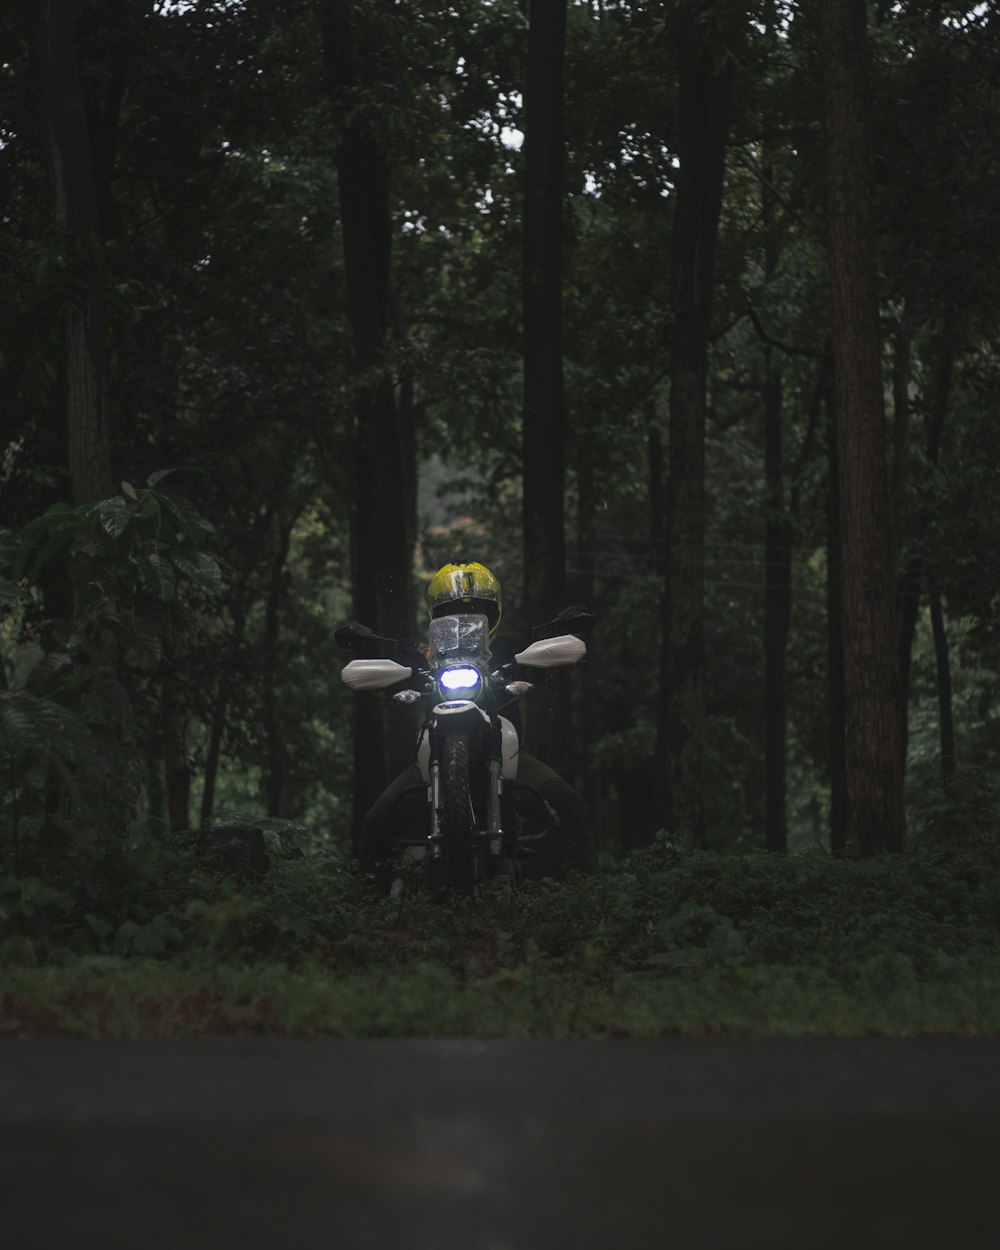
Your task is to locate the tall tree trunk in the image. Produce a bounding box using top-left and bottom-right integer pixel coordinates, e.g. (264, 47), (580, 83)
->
(263, 515), (293, 819)
(764, 358), (791, 853)
(392, 291), (419, 578)
(522, 0), (571, 777)
(657, 3), (733, 847)
(322, 2), (414, 847)
(573, 448), (601, 828)
(30, 0), (113, 505)
(897, 341), (952, 773)
(822, 0), (903, 857)
(900, 340), (955, 790)
(892, 303), (919, 770)
(826, 382), (847, 854)
(925, 346), (955, 786)
(761, 79), (790, 854)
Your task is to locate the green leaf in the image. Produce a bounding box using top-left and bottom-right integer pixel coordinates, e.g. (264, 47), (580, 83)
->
(32, 529), (85, 580)
(0, 688), (101, 771)
(103, 614), (162, 665)
(48, 621), (89, 653)
(170, 550), (222, 591)
(24, 651), (74, 694)
(87, 669), (133, 719)
(121, 481), (139, 501)
(13, 504), (80, 579)
(152, 487), (215, 544)
(20, 504), (78, 538)
(137, 553), (176, 601)
(98, 497), (132, 539)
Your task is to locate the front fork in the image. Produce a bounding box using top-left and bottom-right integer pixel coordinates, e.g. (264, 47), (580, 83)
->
(427, 724), (444, 861)
(425, 717), (505, 862)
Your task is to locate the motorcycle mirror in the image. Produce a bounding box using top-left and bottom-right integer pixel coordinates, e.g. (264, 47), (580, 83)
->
(555, 605), (596, 634)
(531, 605), (596, 641)
(335, 621), (377, 651)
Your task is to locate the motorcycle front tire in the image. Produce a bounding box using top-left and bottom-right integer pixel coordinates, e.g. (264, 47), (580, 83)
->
(438, 730), (484, 893)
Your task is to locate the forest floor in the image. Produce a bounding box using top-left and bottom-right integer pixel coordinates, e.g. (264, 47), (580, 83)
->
(3, 836), (1000, 1040)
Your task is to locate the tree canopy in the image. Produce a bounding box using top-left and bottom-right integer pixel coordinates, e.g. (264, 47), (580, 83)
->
(2, 0), (1000, 881)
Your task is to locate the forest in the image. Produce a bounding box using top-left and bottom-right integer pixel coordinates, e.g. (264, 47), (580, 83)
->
(1, 0), (1000, 1034)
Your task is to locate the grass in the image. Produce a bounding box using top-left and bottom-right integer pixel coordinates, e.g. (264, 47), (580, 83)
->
(3, 832), (1000, 1039)
(3, 955), (1000, 1040)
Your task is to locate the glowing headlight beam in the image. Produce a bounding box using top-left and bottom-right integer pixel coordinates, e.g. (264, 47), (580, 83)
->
(439, 666), (481, 692)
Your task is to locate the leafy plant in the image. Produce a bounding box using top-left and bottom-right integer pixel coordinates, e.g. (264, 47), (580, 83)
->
(0, 472), (221, 881)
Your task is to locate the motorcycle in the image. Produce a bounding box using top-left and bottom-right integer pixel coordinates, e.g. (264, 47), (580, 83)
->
(337, 608), (593, 892)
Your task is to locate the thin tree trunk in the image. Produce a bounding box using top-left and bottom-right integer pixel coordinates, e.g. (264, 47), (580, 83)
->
(929, 591), (956, 785)
(200, 631), (244, 830)
(657, 3), (733, 847)
(822, 0), (903, 857)
(522, 0), (571, 777)
(162, 667), (191, 833)
(649, 417), (666, 583)
(896, 553), (923, 767)
(890, 304), (915, 560)
(200, 503), (277, 827)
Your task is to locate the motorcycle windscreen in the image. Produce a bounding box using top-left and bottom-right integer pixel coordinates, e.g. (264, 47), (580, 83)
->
(428, 612), (490, 664)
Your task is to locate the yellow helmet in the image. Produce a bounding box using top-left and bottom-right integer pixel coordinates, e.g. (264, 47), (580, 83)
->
(427, 562), (503, 636)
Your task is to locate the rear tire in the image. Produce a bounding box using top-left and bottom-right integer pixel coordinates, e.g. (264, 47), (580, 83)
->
(439, 731), (483, 892)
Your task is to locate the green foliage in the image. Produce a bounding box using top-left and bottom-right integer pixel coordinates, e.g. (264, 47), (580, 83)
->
(3, 790), (1000, 1038)
(0, 476), (221, 878)
(13, 469), (218, 597)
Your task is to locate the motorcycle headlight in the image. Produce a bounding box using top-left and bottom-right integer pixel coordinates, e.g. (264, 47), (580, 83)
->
(439, 665), (481, 693)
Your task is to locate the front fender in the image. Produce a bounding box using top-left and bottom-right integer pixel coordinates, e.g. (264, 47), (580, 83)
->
(416, 706), (519, 783)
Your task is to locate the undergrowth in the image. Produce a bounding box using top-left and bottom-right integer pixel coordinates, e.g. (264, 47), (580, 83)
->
(3, 826), (1000, 1039)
